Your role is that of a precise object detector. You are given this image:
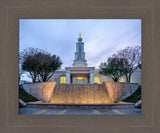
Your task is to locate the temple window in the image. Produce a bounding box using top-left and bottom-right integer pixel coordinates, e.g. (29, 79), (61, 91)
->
(94, 76), (100, 84)
(119, 76), (125, 82)
(60, 76), (66, 84)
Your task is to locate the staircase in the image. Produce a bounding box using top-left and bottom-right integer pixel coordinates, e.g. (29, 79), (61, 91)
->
(49, 84), (112, 104)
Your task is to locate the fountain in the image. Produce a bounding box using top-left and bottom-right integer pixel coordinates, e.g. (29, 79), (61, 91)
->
(49, 84), (112, 104)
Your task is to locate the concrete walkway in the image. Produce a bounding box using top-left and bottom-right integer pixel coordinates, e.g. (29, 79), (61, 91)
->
(19, 108), (141, 115)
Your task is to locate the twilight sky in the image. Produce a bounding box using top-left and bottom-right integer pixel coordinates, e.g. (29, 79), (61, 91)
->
(19, 19), (141, 81)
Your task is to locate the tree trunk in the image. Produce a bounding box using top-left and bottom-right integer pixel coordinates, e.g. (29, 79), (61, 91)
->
(32, 73), (38, 82)
(114, 79), (118, 82)
(112, 77), (118, 82)
(125, 73), (129, 82)
(33, 76), (36, 82)
(128, 74), (131, 82)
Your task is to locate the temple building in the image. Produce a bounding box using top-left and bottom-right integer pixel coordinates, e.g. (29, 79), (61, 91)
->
(49, 33), (141, 85)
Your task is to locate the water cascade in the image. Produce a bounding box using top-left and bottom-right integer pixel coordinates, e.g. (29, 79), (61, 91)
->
(49, 84), (112, 104)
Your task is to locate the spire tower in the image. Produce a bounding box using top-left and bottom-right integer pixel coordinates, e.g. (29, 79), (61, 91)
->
(72, 33), (87, 67)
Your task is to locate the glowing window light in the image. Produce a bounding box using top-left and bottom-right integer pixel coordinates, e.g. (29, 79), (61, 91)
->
(77, 77), (83, 80)
(60, 76), (66, 84)
(119, 76), (125, 82)
(72, 76), (88, 84)
(94, 76), (100, 84)
(73, 76), (87, 80)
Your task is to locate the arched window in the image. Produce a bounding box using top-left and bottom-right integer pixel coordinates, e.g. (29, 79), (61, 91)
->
(60, 76), (66, 84)
(94, 76), (100, 84)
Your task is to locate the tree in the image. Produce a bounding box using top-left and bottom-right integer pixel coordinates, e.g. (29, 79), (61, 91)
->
(20, 47), (62, 82)
(38, 54), (62, 82)
(113, 45), (141, 82)
(21, 48), (43, 82)
(99, 57), (127, 82)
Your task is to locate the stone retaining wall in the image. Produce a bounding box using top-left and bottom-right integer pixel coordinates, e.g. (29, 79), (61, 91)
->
(23, 82), (139, 103)
(23, 82), (56, 102)
(104, 82), (139, 102)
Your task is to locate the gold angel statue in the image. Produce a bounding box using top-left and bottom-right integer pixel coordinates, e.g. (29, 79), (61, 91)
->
(79, 32), (81, 38)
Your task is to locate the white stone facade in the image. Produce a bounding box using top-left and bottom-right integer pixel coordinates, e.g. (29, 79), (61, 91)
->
(49, 68), (141, 84)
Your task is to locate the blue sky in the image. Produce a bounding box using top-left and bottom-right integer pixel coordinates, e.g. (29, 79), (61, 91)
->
(19, 19), (141, 81)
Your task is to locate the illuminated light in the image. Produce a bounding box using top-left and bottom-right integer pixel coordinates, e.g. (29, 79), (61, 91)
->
(72, 76), (88, 84)
(119, 76), (125, 82)
(60, 76), (66, 84)
(77, 77), (83, 80)
(94, 76), (100, 84)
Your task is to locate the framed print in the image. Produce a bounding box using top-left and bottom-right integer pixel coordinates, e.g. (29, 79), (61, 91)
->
(0, 0), (160, 133)
(19, 19), (141, 115)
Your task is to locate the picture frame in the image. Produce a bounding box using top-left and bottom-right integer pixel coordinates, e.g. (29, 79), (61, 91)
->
(0, 0), (159, 133)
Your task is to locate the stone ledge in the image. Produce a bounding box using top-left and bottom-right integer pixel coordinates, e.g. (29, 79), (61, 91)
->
(25, 102), (135, 109)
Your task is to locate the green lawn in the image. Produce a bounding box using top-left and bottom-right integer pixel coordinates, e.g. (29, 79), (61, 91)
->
(19, 87), (38, 102)
(123, 86), (141, 103)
